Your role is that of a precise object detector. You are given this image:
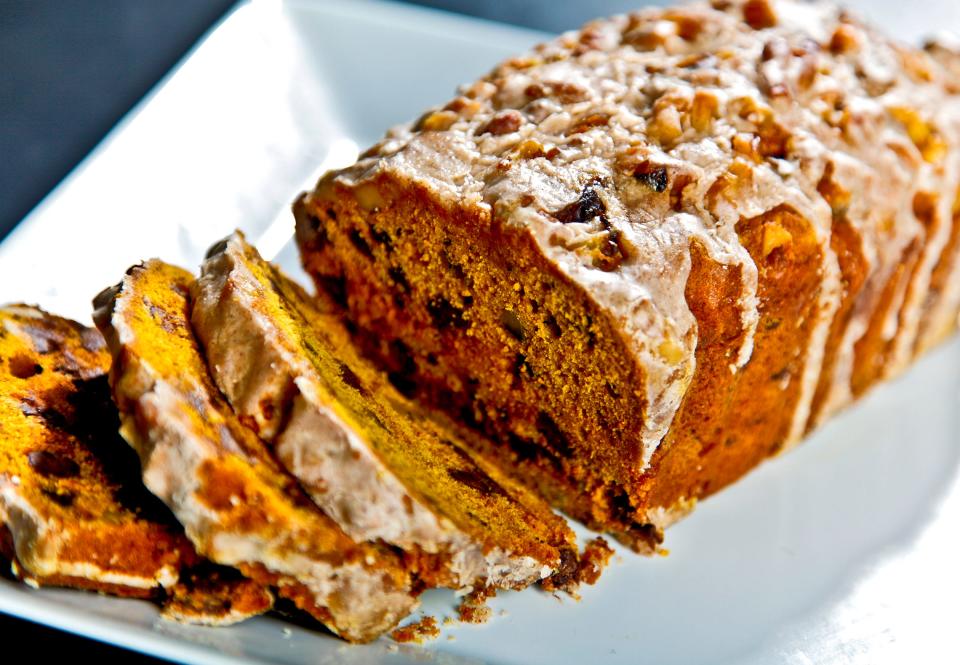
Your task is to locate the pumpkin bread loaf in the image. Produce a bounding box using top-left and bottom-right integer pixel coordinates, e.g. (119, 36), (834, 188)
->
(0, 305), (271, 625)
(93, 262), (418, 642)
(191, 232), (579, 592)
(295, 0), (960, 550)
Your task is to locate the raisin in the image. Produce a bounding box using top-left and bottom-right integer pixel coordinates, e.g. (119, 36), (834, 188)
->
(387, 372), (417, 398)
(370, 226), (392, 250)
(427, 296), (467, 330)
(348, 229), (374, 259)
(506, 431), (542, 463)
(8, 353), (42, 379)
(554, 183), (607, 224)
(27, 451), (80, 479)
(634, 165), (668, 192)
(512, 353), (534, 381)
(447, 467), (507, 498)
(388, 266), (410, 292)
(536, 411), (573, 457)
(316, 273), (348, 310)
(338, 362), (367, 395)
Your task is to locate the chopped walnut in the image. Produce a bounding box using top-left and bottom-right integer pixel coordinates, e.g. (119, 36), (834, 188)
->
(648, 103), (684, 147)
(743, 0), (777, 30)
(481, 110), (524, 136)
(762, 220), (794, 257)
(691, 90), (720, 133)
(418, 110), (458, 132)
(829, 23), (861, 55)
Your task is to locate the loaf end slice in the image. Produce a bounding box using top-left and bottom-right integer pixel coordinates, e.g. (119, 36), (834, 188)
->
(92, 261), (418, 642)
(0, 304), (271, 624)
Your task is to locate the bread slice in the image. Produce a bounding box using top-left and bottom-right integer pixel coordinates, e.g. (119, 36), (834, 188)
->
(93, 262), (418, 642)
(295, 0), (960, 550)
(0, 304), (271, 625)
(191, 232), (578, 591)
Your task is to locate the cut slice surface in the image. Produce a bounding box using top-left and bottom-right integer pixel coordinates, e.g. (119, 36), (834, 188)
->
(0, 304), (271, 625)
(93, 262), (418, 642)
(191, 232), (578, 591)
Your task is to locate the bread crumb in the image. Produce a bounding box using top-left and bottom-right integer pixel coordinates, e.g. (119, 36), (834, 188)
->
(390, 616), (440, 644)
(577, 537), (615, 585)
(457, 586), (496, 624)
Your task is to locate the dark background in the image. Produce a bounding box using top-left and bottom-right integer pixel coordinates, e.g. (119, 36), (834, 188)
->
(0, 0), (632, 659)
(0, 0), (649, 244)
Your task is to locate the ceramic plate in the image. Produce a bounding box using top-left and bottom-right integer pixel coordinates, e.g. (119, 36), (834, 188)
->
(1, 1), (959, 663)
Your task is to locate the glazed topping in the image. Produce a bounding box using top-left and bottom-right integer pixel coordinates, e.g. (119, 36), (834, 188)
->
(322, 0), (960, 466)
(192, 232), (576, 589)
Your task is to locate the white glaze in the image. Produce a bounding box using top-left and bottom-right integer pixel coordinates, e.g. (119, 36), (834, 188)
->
(192, 234), (561, 590)
(317, 0), (960, 465)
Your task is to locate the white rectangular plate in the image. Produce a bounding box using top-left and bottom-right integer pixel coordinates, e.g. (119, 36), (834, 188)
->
(2, 1), (960, 663)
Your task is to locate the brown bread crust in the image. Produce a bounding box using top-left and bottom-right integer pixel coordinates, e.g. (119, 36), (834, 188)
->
(298, 1), (960, 549)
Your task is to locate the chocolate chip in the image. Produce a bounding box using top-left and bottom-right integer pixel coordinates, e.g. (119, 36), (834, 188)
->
(427, 296), (467, 330)
(28, 451), (80, 479)
(554, 183), (607, 224)
(634, 165), (668, 192)
(447, 467), (507, 498)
